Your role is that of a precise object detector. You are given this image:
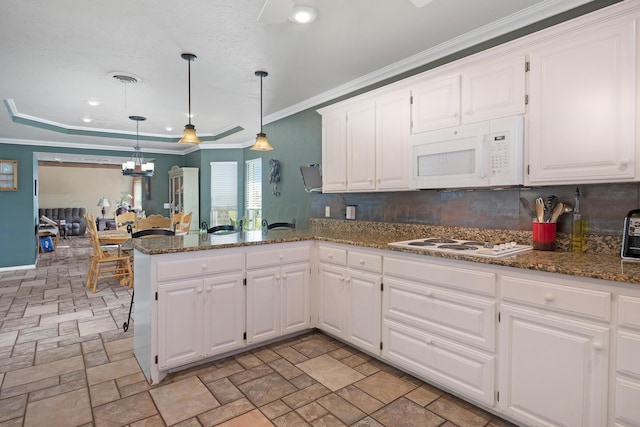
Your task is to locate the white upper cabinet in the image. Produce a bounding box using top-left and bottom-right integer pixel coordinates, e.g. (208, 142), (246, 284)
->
(321, 109), (348, 192)
(461, 55), (526, 124)
(411, 55), (526, 134)
(411, 75), (461, 133)
(527, 18), (636, 185)
(319, 88), (411, 193)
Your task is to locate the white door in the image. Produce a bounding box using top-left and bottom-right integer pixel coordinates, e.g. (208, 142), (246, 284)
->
(346, 270), (381, 354)
(246, 267), (280, 344)
(527, 20), (635, 184)
(347, 101), (376, 191)
(499, 304), (609, 427)
(321, 109), (348, 192)
(158, 279), (204, 369)
(376, 89), (410, 190)
(318, 264), (347, 338)
(203, 273), (245, 356)
(281, 263), (311, 335)
(411, 75), (460, 134)
(461, 55), (526, 123)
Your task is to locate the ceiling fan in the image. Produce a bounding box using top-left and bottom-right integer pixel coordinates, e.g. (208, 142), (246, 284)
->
(258, 0), (434, 24)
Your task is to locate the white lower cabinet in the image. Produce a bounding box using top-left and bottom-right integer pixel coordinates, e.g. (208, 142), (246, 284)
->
(245, 243), (311, 345)
(318, 244), (382, 355)
(382, 255), (497, 406)
(616, 295), (640, 426)
(157, 269), (245, 370)
(498, 275), (610, 427)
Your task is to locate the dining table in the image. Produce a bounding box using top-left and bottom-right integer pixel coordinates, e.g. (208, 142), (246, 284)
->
(97, 230), (131, 255)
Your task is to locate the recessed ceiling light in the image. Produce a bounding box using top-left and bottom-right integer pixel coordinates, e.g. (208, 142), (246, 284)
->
(165, 126), (173, 132)
(86, 99), (101, 107)
(81, 117), (93, 123)
(289, 6), (317, 24)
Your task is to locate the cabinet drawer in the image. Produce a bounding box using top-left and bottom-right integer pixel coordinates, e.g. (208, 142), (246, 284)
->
(318, 245), (347, 266)
(382, 319), (495, 406)
(348, 250), (382, 273)
(501, 275), (611, 321)
(384, 256), (495, 296)
(246, 245), (310, 269)
(617, 331), (640, 379)
(383, 277), (495, 351)
(619, 295), (640, 330)
(156, 253), (243, 282)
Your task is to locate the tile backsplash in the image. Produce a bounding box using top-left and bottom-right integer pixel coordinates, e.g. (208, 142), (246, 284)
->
(311, 182), (640, 254)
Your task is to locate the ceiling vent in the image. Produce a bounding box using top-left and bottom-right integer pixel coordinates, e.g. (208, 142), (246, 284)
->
(107, 71), (143, 84)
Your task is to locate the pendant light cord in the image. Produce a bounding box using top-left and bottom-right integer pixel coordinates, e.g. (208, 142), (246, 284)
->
(187, 59), (192, 126)
(260, 74), (263, 132)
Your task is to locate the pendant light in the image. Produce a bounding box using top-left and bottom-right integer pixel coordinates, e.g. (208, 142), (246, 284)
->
(250, 70), (274, 151)
(178, 53), (201, 145)
(122, 115), (154, 177)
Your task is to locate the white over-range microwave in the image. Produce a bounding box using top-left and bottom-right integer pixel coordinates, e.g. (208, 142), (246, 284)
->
(409, 115), (525, 190)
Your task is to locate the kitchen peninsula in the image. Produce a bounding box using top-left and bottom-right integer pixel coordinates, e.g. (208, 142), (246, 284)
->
(131, 221), (640, 426)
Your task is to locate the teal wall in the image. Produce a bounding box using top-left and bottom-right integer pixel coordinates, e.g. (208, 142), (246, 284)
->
(244, 109), (322, 228)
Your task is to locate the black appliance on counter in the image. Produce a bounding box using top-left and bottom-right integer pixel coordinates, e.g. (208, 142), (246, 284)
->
(621, 209), (640, 259)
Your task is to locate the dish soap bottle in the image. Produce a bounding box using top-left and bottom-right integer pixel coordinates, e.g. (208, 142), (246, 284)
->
(570, 187), (586, 252)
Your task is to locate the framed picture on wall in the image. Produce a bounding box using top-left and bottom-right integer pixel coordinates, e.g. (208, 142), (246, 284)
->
(0, 160), (18, 191)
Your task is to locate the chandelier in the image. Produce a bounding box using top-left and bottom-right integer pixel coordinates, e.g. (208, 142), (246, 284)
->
(122, 115), (154, 177)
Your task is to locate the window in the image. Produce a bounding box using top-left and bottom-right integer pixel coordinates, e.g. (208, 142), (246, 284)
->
(245, 158), (262, 231)
(210, 162), (238, 226)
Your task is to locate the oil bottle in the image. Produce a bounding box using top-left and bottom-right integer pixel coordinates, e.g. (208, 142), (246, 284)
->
(570, 187), (586, 252)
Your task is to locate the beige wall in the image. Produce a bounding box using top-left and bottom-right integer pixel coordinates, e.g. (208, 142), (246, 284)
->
(38, 165), (133, 218)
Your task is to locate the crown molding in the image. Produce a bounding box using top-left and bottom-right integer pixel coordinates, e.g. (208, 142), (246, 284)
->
(263, 0), (596, 124)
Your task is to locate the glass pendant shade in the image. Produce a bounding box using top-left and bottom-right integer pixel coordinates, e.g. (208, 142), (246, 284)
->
(122, 116), (154, 177)
(178, 53), (200, 145)
(252, 132), (273, 151)
(250, 70), (274, 151)
(179, 124), (201, 144)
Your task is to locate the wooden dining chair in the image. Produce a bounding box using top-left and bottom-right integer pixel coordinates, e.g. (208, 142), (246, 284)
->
(136, 214), (172, 230)
(85, 226), (133, 293)
(180, 211), (193, 233)
(262, 218), (296, 230)
(116, 211), (137, 232)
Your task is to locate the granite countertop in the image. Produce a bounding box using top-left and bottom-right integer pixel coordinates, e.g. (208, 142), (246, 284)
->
(130, 226), (640, 286)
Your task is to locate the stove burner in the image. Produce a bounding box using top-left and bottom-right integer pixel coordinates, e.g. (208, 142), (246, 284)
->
(438, 244), (479, 251)
(408, 241), (436, 247)
(424, 238), (458, 244)
(462, 241), (487, 247)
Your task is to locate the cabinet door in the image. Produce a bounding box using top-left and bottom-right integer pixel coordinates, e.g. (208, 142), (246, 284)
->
(411, 75), (460, 134)
(499, 304), (609, 427)
(322, 110), (348, 192)
(246, 267), (280, 344)
(318, 264), (347, 338)
(346, 101), (377, 191)
(281, 263), (311, 335)
(203, 273), (245, 357)
(158, 279), (204, 369)
(527, 20), (635, 184)
(347, 270), (381, 354)
(376, 90), (410, 190)
(461, 55), (526, 124)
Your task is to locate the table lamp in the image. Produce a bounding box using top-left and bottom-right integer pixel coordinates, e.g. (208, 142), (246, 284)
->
(97, 197), (110, 218)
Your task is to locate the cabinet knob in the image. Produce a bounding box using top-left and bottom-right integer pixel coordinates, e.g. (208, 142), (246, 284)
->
(279, 254), (284, 260)
(543, 293), (554, 302)
(592, 342), (603, 351)
(425, 338), (433, 345)
(197, 287), (202, 294)
(201, 264), (207, 270)
(205, 286), (211, 293)
(275, 275), (281, 280)
(282, 273), (287, 280)
(328, 254), (333, 259)
(619, 160), (629, 171)
(359, 259), (365, 265)
(339, 276), (345, 282)
(425, 290), (433, 297)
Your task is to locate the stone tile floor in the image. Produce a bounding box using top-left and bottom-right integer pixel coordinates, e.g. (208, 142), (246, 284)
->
(0, 237), (518, 426)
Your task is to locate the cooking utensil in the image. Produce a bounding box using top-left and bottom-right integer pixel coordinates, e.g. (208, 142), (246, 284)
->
(519, 197), (536, 220)
(546, 195), (558, 222)
(549, 202), (565, 223)
(535, 197), (546, 222)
